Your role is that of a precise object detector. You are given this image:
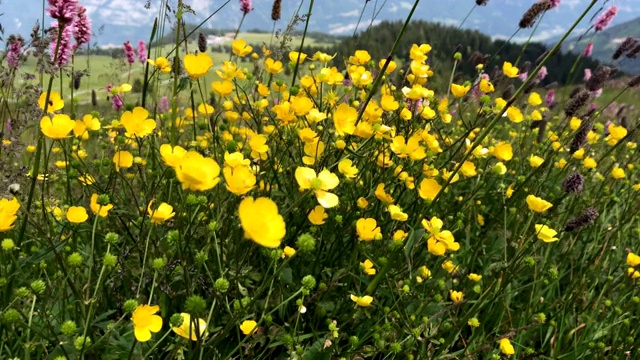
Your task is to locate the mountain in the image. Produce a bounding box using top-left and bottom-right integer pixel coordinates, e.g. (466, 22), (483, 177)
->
(1, 0), (639, 47)
(561, 15), (640, 75)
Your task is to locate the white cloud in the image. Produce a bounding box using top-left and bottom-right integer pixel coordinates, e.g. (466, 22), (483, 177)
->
(340, 10), (360, 17)
(328, 20), (382, 35)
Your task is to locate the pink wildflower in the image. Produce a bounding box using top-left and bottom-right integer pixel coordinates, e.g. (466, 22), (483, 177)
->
(584, 42), (593, 57)
(545, 90), (555, 106)
(50, 21), (74, 67)
(6, 35), (24, 69)
(73, 5), (91, 49)
(123, 41), (136, 65)
(547, 0), (560, 9)
(137, 41), (147, 63)
(47, 0), (78, 24)
(536, 66), (547, 81)
(159, 96), (169, 113)
(584, 68), (592, 81)
(240, 0), (253, 15)
(594, 6), (618, 32)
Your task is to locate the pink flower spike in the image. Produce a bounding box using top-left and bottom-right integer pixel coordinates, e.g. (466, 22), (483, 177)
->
(594, 6), (618, 32)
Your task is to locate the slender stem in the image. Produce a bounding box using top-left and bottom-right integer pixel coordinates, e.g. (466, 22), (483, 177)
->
(289, 0), (315, 91)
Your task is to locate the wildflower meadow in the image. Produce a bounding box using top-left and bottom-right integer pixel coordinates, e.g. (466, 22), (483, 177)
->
(2, 0), (640, 358)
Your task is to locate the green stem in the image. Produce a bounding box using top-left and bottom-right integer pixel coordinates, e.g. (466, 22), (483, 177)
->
(289, 0), (315, 91)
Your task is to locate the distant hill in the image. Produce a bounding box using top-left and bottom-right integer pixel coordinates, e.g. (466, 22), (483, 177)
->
(561, 16), (640, 75)
(324, 20), (600, 90)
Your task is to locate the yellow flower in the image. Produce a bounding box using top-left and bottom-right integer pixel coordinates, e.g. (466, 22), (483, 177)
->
(348, 50), (371, 65)
(120, 107), (156, 138)
(526, 195), (553, 213)
(418, 178), (442, 201)
(499, 338), (515, 356)
(175, 151), (221, 191)
(492, 142), (513, 161)
(393, 230), (408, 242)
(611, 166), (625, 179)
(460, 161), (477, 177)
(450, 290), (464, 303)
(90, 194), (113, 218)
(535, 224), (558, 242)
(390, 135), (426, 160)
(147, 57), (171, 73)
(66, 206), (88, 223)
(422, 216), (459, 256)
(356, 218), (381, 241)
(388, 205), (408, 222)
(184, 52), (213, 80)
(211, 80), (234, 97)
(264, 57), (283, 74)
(627, 252), (640, 267)
(41, 114), (75, 139)
(38, 91), (64, 112)
(628, 267), (640, 279)
(224, 166), (256, 195)
(374, 183), (394, 204)
(308, 205), (328, 225)
(238, 197), (286, 248)
(442, 260), (458, 273)
(418, 265), (431, 281)
(468, 318), (480, 327)
(160, 144), (187, 168)
(450, 83), (470, 98)
(295, 167), (340, 208)
(113, 151), (134, 171)
(583, 157), (597, 169)
(132, 304), (163, 342)
(172, 313), (207, 341)
(73, 114), (101, 139)
(381, 94), (399, 111)
(0, 197), (20, 232)
(360, 259), (376, 275)
(529, 154), (544, 168)
(468, 273), (482, 282)
(147, 201), (175, 224)
(240, 320), (257, 335)
(198, 103), (214, 115)
(502, 61), (519, 78)
(356, 197), (369, 209)
(528, 92), (542, 106)
(333, 103), (357, 136)
(350, 294), (373, 307)
(282, 246), (296, 258)
(479, 79), (494, 93)
(289, 51), (307, 63)
(231, 39), (252, 57)
(507, 106), (523, 123)
(338, 159), (359, 179)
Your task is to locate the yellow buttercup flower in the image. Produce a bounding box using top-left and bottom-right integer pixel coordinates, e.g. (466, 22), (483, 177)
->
(172, 313), (207, 341)
(224, 166), (256, 195)
(282, 246), (296, 258)
(90, 194), (113, 218)
(528, 92), (542, 106)
(288, 51), (307, 63)
(422, 216), (459, 256)
(160, 144), (187, 168)
(120, 107), (156, 138)
(450, 83), (470, 98)
(526, 195), (553, 213)
(231, 39), (252, 57)
(492, 142), (513, 161)
(308, 205), (328, 225)
(147, 56), (171, 73)
(449, 290), (464, 303)
(147, 201), (175, 224)
(38, 91), (64, 112)
(535, 224), (558, 242)
(132, 304), (163, 342)
(479, 79), (494, 93)
(184, 52), (213, 80)
(388, 205), (408, 222)
(66, 206), (88, 224)
(418, 178), (442, 201)
(113, 151), (134, 171)
(502, 61), (519, 78)
(295, 167), (340, 208)
(356, 218), (381, 241)
(529, 154), (544, 168)
(73, 114), (101, 139)
(211, 80), (235, 97)
(507, 106), (523, 123)
(333, 103), (357, 136)
(240, 320), (258, 335)
(175, 151), (221, 191)
(0, 197), (20, 232)
(627, 252), (640, 267)
(499, 338), (515, 356)
(264, 57), (283, 74)
(348, 50), (371, 65)
(41, 114), (75, 139)
(468, 273), (482, 282)
(350, 294), (373, 307)
(238, 197), (286, 248)
(360, 259), (376, 275)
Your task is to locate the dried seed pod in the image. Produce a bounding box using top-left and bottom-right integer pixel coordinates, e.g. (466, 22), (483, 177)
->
(612, 37), (637, 60)
(565, 207), (599, 232)
(198, 32), (207, 53)
(519, 1), (551, 28)
(562, 172), (585, 194)
(585, 65), (613, 91)
(564, 89), (590, 117)
(271, 0), (282, 21)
